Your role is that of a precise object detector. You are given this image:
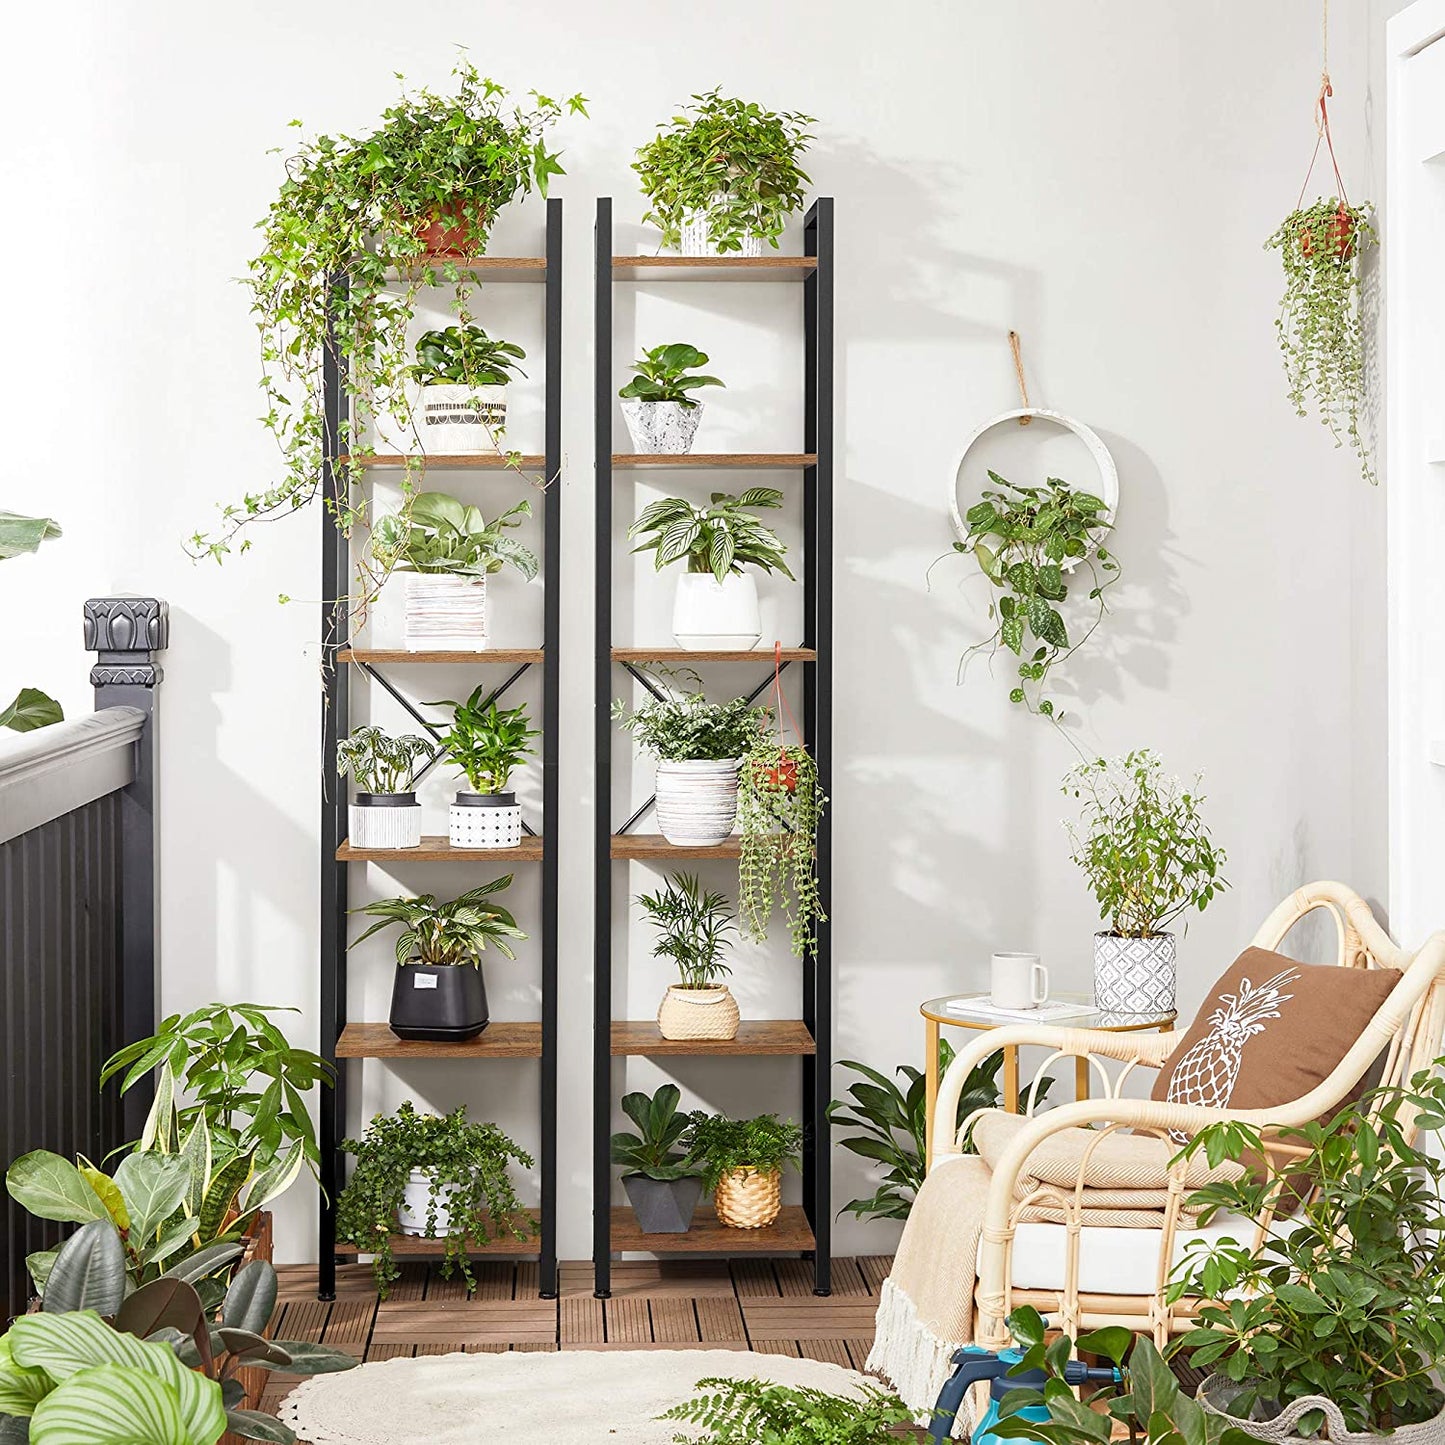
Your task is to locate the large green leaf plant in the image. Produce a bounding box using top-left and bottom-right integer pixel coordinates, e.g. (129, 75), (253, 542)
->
(0, 511), (63, 734)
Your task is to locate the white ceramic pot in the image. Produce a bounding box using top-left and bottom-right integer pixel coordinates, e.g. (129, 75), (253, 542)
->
(404, 572), (487, 651)
(348, 794), (422, 850)
(672, 572), (761, 650)
(1093, 931), (1177, 1016)
(620, 399), (705, 455)
(657, 984), (741, 1041)
(449, 791), (523, 849)
(680, 209), (764, 258)
(415, 383), (507, 453)
(397, 1167), (461, 1236)
(654, 759), (740, 846)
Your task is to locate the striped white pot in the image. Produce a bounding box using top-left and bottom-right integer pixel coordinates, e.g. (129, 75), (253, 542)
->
(673, 572), (761, 650)
(397, 1167), (461, 1236)
(1093, 931), (1177, 1016)
(404, 572), (487, 651)
(680, 210), (763, 257)
(348, 794), (422, 850)
(415, 383), (507, 453)
(620, 400), (704, 455)
(449, 791), (523, 849)
(654, 759), (740, 846)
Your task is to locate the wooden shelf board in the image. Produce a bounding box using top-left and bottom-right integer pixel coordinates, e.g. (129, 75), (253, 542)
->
(341, 648), (543, 665)
(610, 1205), (813, 1254)
(350, 453), (546, 469)
(611, 1020), (815, 1057)
(612, 647), (815, 664)
(339, 835), (544, 863)
(337, 1022), (543, 1059)
(337, 1213), (542, 1258)
(389, 256), (547, 281)
(612, 453), (815, 470)
(611, 833), (739, 860)
(612, 256), (817, 283)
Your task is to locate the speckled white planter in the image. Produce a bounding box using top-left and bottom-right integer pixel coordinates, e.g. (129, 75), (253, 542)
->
(1093, 931), (1177, 1016)
(348, 794), (422, 850)
(397, 1168), (462, 1236)
(449, 791), (523, 849)
(405, 573), (487, 651)
(620, 400), (704, 455)
(415, 383), (507, 453)
(673, 572), (761, 650)
(654, 759), (740, 846)
(680, 210), (764, 257)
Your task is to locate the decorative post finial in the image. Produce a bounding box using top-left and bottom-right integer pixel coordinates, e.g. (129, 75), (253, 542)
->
(83, 598), (169, 687)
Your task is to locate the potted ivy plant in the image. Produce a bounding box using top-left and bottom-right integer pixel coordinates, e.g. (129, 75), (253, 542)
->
(633, 89), (815, 256)
(432, 692), (538, 849)
(350, 878), (526, 1040)
(613, 681), (767, 846)
(369, 489), (538, 651)
(638, 872), (739, 1040)
(628, 486), (793, 649)
(412, 324), (527, 452)
(684, 1111), (803, 1230)
(336, 724), (435, 849)
(337, 1102), (535, 1298)
(1062, 749), (1228, 1015)
(617, 342), (724, 454)
(610, 1083), (705, 1234)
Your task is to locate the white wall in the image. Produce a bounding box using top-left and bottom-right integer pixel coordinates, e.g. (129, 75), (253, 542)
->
(0, 0), (1388, 1265)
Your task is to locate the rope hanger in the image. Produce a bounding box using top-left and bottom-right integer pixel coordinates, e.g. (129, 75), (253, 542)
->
(1297, 0), (1348, 208)
(1008, 331), (1032, 427)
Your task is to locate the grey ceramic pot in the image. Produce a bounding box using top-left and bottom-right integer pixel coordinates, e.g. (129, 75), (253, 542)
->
(622, 1174), (703, 1234)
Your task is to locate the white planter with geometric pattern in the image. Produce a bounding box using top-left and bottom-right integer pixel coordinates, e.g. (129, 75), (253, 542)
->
(679, 209), (763, 257)
(415, 383), (508, 453)
(1092, 931), (1176, 1016)
(448, 791), (523, 850)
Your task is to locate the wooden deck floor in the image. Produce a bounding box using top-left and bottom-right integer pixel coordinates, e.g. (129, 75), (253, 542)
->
(262, 1255), (893, 1425)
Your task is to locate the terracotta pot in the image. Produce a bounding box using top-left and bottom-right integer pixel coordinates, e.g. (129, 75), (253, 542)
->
(1301, 204), (1355, 260)
(414, 200), (489, 255)
(758, 754), (799, 794)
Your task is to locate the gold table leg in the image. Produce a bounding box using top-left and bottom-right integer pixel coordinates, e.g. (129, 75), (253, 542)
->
(924, 1016), (940, 1166)
(1004, 1045), (1020, 1113)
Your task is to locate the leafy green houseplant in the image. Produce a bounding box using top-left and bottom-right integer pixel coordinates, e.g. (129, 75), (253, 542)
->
(336, 1102), (534, 1298)
(431, 693), (537, 848)
(412, 324), (528, 453)
(610, 1084), (705, 1234)
(1167, 1060), (1445, 1438)
(0, 511), (63, 734)
(337, 724), (434, 849)
(659, 1376), (912, 1444)
(351, 877), (525, 1041)
(190, 60), (584, 597)
(1266, 197), (1377, 485)
(413, 325), (527, 387)
(638, 873), (739, 1042)
(684, 1112), (802, 1229)
(618, 342), (726, 456)
(634, 89), (815, 254)
(946, 470), (1118, 718)
(1063, 749), (1228, 1015)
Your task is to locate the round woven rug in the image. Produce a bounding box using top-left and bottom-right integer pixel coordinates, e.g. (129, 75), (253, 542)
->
(281, 1347), (877, 1443)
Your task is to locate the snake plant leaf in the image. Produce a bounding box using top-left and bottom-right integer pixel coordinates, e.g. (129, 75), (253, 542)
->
(0, 690), (63, 734)
(112, 1155), (190, 1244)
(243, 1142), (303, 1217)
(197, 1153), (253, 1246)
(40, 1223), (126, 1316)
(5, 1153), (110, 1225)
(159, 1241), (243, 1286)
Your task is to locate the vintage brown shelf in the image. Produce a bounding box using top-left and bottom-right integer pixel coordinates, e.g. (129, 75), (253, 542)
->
(609, 833), (740, 861)
(611, 647), (816, 664)
(389, 256), (547, 281)
(612, 453), (815, 470)
(336, 1212), (544, 1259)
(610, 1021), (816, 1057)
(337, 1022), (544, 1059)
(340, 649), (545, 665)
(609, 1206), (815, 1255)
(612, 255), (817, 283)
(337, 835), (544, 863)
(351, 453), (546, 469)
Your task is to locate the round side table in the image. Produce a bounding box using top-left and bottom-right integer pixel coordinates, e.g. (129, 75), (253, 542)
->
(920, 992), (1178, 1163)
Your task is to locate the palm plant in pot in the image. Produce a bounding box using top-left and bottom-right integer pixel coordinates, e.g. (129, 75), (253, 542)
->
(351, 877), (525, 1041)
(337, 724), (435, 849)
(369, 489), (537, 651)
(629, 486), (793, 648)
(639, 872), (739, 1041)
(432, 691), (538, 849)
(618, 342), (724, 454)
(613, 679), (767, 846)
(633, 88), (815, 256)
(684, 1111), (803, 1230)
(412, 324), (527, 453)
(610, 1083), (705, 1234)
(1062, 749), (1228, 1016)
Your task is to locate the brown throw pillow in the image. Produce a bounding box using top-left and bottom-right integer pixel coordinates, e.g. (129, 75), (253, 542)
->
(1151, 945), (1398, 1119)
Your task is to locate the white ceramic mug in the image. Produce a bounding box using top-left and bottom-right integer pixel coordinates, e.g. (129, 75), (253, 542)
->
(991, 952), (1048, 1010)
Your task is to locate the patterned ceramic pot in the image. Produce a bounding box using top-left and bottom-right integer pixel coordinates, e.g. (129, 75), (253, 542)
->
(348, 793), (422, 850)
(404, 573), (487, 651)
(449, 791), (523, 849)
(654, 759), (740, 846)
(714, 1168), (782, 1229)
(1093, 931), (1176, 1016)
(657, 984), (740, 1041)
(415, 383), (507, 453)
(672, 572), (761, 651)
(620, 400), (705, 455)
(679, 209), (764, 257)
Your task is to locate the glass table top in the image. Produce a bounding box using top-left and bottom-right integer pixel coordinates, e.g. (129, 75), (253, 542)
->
(920, 990), (1177, 1031)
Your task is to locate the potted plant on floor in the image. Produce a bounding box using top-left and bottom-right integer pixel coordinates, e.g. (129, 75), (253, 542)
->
(1062, 749), (1228, 1016)
(610, 1083), (705, 1234)
(628, 486), (793, 649)
(431, 692), (538, 849)
(351, 878), (526, 1041)
(617, 342), (724, 454)
(412, 324), (527, 453)
(684, 1111), (802, 1230)
(337, 1101), (534, 1298)
(633, 88), (815, 256)
(613, 680), (767, 846)
(638, 872), (740, 1041)
(337, 724), (435, 849)
(369, 489), (538, 651)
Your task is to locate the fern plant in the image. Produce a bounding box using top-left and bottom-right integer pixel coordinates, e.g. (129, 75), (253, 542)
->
(659, 1376), (913, 1444)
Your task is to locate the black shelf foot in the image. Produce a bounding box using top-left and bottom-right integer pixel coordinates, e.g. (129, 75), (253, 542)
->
(593, 1289), (612, 1299)
(318, 1290), (336, 1303)
(813, 1287), (832, 1297)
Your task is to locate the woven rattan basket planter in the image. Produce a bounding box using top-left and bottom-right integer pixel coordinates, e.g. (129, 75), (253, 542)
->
(714, 1167), (782, 1229)
(657, 984), (740, 1041)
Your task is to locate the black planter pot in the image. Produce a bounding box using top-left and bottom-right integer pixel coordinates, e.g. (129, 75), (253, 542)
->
(622, 1174), (703, 1234)
(389, 963), (489, 1041)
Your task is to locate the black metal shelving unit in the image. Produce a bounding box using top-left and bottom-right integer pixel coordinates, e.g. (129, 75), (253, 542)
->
(591, 197), (835, 1297)
(318, 198), (563, 1301)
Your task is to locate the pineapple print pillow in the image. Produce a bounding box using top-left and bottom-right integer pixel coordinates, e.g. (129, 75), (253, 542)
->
(1151, 946), (1398, 1126)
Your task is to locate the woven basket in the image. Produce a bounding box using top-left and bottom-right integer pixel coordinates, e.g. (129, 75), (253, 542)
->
(1200, 1377), (1445, 1445)
(714, 1168), (782, 1229)
(657, 985), (740, 1041)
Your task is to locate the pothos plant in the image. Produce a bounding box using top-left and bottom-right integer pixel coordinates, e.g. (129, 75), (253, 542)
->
(947, 470), (1118, 719)
(191, 61), (584, 611)
(1266, 197), (1377, 485)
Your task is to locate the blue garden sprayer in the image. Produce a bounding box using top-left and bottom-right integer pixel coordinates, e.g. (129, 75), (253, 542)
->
(927, 1344), (1124, 1444)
